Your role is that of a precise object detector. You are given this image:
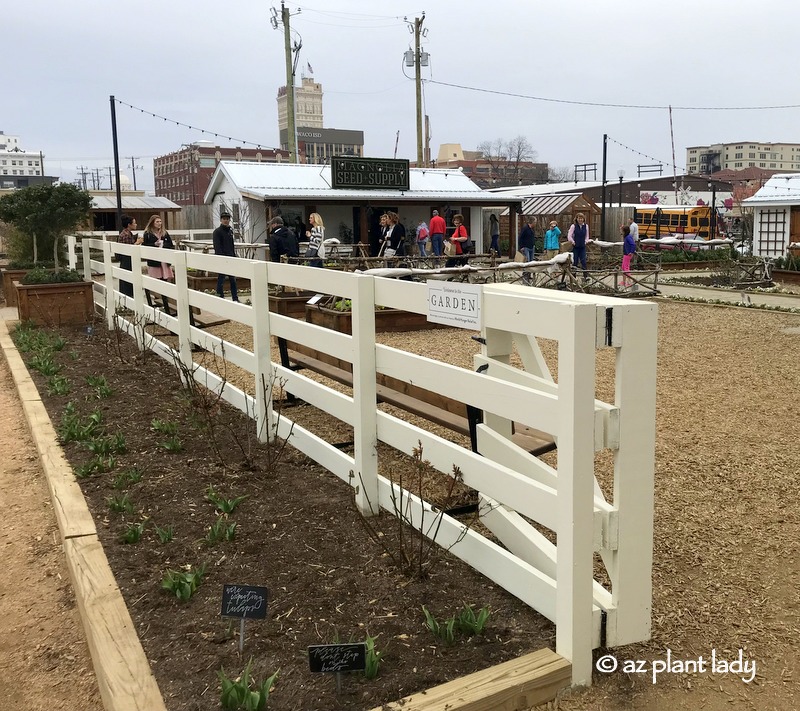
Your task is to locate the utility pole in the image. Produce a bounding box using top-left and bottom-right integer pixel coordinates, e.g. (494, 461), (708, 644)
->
(272, 3), (302, 164)
(414, 14), (425, 166)
(76, 166), (89, 190)
(128, 157), (143, 190)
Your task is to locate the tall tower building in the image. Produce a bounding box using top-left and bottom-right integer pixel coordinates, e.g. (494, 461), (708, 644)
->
(277, 76), (324, 132)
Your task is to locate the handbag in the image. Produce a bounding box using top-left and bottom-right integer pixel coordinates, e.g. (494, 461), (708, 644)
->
(384, 247), (397, 258)
(443, 241), (456, 257)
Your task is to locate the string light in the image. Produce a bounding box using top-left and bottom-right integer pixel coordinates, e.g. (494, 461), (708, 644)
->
(114, 98), (282, 152)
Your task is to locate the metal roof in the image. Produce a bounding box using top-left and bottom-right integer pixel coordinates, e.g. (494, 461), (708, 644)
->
(91, 195), (181, 210)
(743, 173), (800, 206)
(204, 161), (522, 204)
(520, 193), (595, 215)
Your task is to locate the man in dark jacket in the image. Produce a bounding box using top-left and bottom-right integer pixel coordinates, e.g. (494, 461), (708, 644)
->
(212, 211), (239, 301)
(518, 217), (536, 262)
(268, 216), (300, 262)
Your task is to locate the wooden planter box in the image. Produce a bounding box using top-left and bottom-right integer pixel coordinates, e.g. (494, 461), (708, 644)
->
(15, 280), (94, 327)
(269, 291), (317, 318)
(187, 274), (251, 292)
(305, 304), (436, 334)
(2, 268), (30, 307)
(773, 269), (800, 285)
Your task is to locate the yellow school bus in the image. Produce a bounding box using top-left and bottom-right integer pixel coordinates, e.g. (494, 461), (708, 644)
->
(633, 205), (721, 240)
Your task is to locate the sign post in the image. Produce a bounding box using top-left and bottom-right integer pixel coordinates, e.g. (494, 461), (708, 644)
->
(220, 584), (268, 653)
(308, 642), (367, 695)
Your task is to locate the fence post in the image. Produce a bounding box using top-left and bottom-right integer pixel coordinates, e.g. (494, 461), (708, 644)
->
(608, 303), (657, 646)
(351, 274), (378, 516)
(82, 237), (92, 282)
(251, 261), (273, 443)
(67, 235), (77, 271)
(172, 250), (193, 372)
(556, 302), (597, 686)
(102, 240), (115, 330)
(130, 247), (145, 351)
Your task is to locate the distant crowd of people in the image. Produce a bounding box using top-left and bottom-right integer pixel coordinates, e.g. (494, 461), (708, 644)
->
(115, 209), (642, 303)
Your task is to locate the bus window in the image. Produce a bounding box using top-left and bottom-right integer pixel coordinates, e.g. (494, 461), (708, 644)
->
(699, 218), (709, 226)
(690, 217), (698, 227)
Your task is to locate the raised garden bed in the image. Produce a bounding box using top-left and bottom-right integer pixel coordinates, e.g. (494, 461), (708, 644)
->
(773, 269), (800, 286)
(15, 280), (94, 326)
(2, 267), (30, 306)
(268, 290), (317, 318)
(187, 274), (251, 292)
(12, 321), (555, 711)
(305, 304), (438, 334)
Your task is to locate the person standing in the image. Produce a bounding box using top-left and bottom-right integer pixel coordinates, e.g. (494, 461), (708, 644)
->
(629, 216), (639, 243)
(445, 213), (469, 267)
(622, 224), (636, 286)
(567, 212), (590, 280)
(142, 215), (175, 312)
(544, 220), (561, 260)
(489, 213), (500, 254)
(213, 211), (239, 301)
(116, 215), (142, 298)
(305, 212), (325, 268)
(518, 217), (536, 262)
(429, 209), (446, 257)
(386, 212), (406, 256)
(268, 216), (300, 263)
(415, 219), (429, 257)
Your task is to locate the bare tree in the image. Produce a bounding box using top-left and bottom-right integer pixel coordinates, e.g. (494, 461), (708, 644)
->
(548, 165), (575, 183)
(477, 135), (541, 187)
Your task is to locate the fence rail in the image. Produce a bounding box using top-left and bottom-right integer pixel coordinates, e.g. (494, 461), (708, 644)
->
(68, 238), (657, 686)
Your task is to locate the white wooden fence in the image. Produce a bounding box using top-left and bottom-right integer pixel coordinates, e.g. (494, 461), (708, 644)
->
(67, 236), (657, 686)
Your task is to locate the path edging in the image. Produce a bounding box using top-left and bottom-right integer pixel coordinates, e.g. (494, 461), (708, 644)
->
(0, 319), (167, 711)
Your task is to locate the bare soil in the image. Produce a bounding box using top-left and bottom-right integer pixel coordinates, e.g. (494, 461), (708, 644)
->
(0, 353), (102, 711)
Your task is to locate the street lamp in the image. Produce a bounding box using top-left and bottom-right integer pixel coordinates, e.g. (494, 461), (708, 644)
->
(617, 168), (625, 208)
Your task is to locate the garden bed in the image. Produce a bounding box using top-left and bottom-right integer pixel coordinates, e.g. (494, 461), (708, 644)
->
(305, 304), (437, 334)
(14, 321), (553, 711)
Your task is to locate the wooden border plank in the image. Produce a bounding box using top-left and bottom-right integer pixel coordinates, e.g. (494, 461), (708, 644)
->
(369, 648), (570, 711)
(64, 536), (166, 711)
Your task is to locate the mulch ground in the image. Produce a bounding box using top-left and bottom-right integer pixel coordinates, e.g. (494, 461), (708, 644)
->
(19, 322), (553, 711)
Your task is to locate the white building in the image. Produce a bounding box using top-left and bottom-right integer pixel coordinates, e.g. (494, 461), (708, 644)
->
(686, 141), (800, 174)
(742, 173), (800, 256)
(0, 131), (46, 189)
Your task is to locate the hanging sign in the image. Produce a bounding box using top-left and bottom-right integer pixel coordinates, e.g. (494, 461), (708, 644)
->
(331, 157), (410, 191)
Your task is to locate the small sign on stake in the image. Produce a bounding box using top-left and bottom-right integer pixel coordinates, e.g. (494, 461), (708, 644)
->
(221, 584), (268, 652)
(308, 642), (367, 695)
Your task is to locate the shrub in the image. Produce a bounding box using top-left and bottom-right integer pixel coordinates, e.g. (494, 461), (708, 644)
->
(20, 268), (83, 285)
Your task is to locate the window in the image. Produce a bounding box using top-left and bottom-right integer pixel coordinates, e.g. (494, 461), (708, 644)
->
(770, 163), (777, 168)
(760, 153), (767, 159)
(757, 208), (786, 256)
(749, 153), (755, 158)
(735, 152), (742, 159)
(734, 162), (742, 167)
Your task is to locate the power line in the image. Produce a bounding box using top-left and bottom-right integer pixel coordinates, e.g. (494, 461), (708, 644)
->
(423, 78), (800, 112)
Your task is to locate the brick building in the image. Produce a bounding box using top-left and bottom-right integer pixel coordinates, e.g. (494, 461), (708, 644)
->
(154, 142), (290, 207)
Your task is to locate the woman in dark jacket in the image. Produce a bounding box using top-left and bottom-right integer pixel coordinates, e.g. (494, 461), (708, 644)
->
(386, 212), (406, 256)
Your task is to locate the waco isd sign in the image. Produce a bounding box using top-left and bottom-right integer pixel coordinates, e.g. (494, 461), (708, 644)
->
(331, 157), (410, 191)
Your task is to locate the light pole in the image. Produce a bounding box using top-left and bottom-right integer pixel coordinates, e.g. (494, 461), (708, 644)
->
(617, 168), (625, 208)
(708, 181), (717, 238)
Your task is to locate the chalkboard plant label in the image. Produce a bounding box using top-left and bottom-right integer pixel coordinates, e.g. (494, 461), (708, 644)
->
(308, 643), (367, 673)
(220, 584), (268, 619)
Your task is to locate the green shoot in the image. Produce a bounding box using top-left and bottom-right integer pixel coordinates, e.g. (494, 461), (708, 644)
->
(206, 485), (249, 514)
(120, 522), (145, 544)
(161, 564), (206, 602)
(218, 658), (278, 711)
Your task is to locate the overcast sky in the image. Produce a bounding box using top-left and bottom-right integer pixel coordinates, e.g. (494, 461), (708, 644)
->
(6, 0), (799, 193)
